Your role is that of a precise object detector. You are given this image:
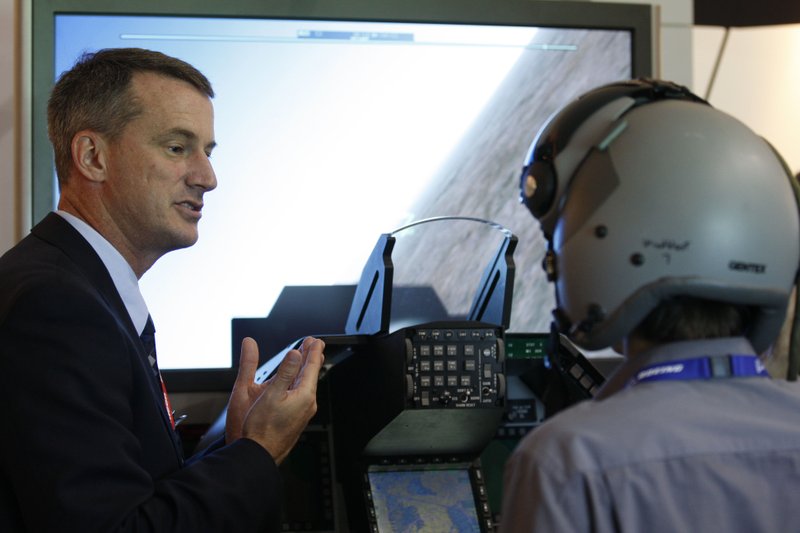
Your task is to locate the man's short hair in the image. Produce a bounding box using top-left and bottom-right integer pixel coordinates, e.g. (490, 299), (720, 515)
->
(633, 296), (753, 344)
(47, 47), (214, 184)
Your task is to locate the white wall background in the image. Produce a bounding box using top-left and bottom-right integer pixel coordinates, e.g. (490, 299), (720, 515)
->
(0, 0), (17, 254)
(693, 24), (800, 175)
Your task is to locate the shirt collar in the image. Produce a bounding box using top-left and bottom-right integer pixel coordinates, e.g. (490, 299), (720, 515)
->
(56, 210), (150, 336)
(595, 337), (757, 399)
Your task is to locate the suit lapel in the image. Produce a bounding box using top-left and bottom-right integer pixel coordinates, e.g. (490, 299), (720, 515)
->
(31, 213), (184, 461)
(32, 213), (135, 333)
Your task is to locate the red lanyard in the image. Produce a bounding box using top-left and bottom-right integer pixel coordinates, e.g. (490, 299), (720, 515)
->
(158, 373), (175, 429)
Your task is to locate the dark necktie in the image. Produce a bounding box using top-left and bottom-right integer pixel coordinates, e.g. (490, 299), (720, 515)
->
(140, 315), (175, 429)
(140, 315), (159, 377)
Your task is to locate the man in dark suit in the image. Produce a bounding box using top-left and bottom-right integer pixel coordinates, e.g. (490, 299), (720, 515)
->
(0, 48), (324, 532)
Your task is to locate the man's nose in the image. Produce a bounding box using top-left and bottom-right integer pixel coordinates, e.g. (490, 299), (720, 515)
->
(188, 153), (217, 191)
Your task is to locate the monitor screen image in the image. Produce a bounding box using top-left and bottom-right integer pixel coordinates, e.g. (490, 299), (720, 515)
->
(31, 1), (652, 374)
(368, 467), (481, 532)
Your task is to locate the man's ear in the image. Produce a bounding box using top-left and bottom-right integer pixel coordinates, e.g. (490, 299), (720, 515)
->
(72, 130), (110, 183)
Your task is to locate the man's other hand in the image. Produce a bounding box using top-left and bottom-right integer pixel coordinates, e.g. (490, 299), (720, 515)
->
(226, 336), (324, 464)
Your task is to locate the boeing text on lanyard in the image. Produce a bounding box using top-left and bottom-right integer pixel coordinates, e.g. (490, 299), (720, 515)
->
(630, 355), (770, 386)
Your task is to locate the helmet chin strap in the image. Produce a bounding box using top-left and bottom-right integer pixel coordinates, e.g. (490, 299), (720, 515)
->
(788, 283), (799, 381)
(771, 148), (800, 381)
(547, 317), (566, 364)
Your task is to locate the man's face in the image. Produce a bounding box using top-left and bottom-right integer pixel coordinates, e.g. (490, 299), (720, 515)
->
(103, 71), (217, 265)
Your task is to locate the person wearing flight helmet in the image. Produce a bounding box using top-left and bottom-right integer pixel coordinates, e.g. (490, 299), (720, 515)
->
(499, 79), (800, 532)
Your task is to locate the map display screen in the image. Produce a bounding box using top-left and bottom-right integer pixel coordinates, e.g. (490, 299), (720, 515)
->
(368, 468), (481, 532)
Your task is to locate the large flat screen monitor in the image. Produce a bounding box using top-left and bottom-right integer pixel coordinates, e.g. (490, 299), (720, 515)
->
(29, 0), (653, 383)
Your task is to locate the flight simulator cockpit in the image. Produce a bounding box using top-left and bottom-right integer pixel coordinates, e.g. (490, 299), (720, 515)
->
(202, 217), (611, 532)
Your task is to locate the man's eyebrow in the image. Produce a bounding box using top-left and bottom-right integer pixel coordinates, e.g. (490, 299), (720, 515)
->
(158, 128), (196, 141)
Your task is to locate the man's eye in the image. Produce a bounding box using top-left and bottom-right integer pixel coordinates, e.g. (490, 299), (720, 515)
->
(168, 145), (185, 155)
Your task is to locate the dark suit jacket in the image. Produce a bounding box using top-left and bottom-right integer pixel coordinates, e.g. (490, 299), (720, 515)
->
(0, 213), (281, 532)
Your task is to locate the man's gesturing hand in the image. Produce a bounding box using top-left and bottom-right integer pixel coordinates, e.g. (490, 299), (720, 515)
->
(226, 336), (324, 464)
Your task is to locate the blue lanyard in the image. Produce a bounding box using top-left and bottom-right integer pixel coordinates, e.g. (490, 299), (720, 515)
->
(629, 354), (770, 386)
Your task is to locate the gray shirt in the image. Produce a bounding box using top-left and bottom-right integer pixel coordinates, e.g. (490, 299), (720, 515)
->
(499, 337), (800, 532)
